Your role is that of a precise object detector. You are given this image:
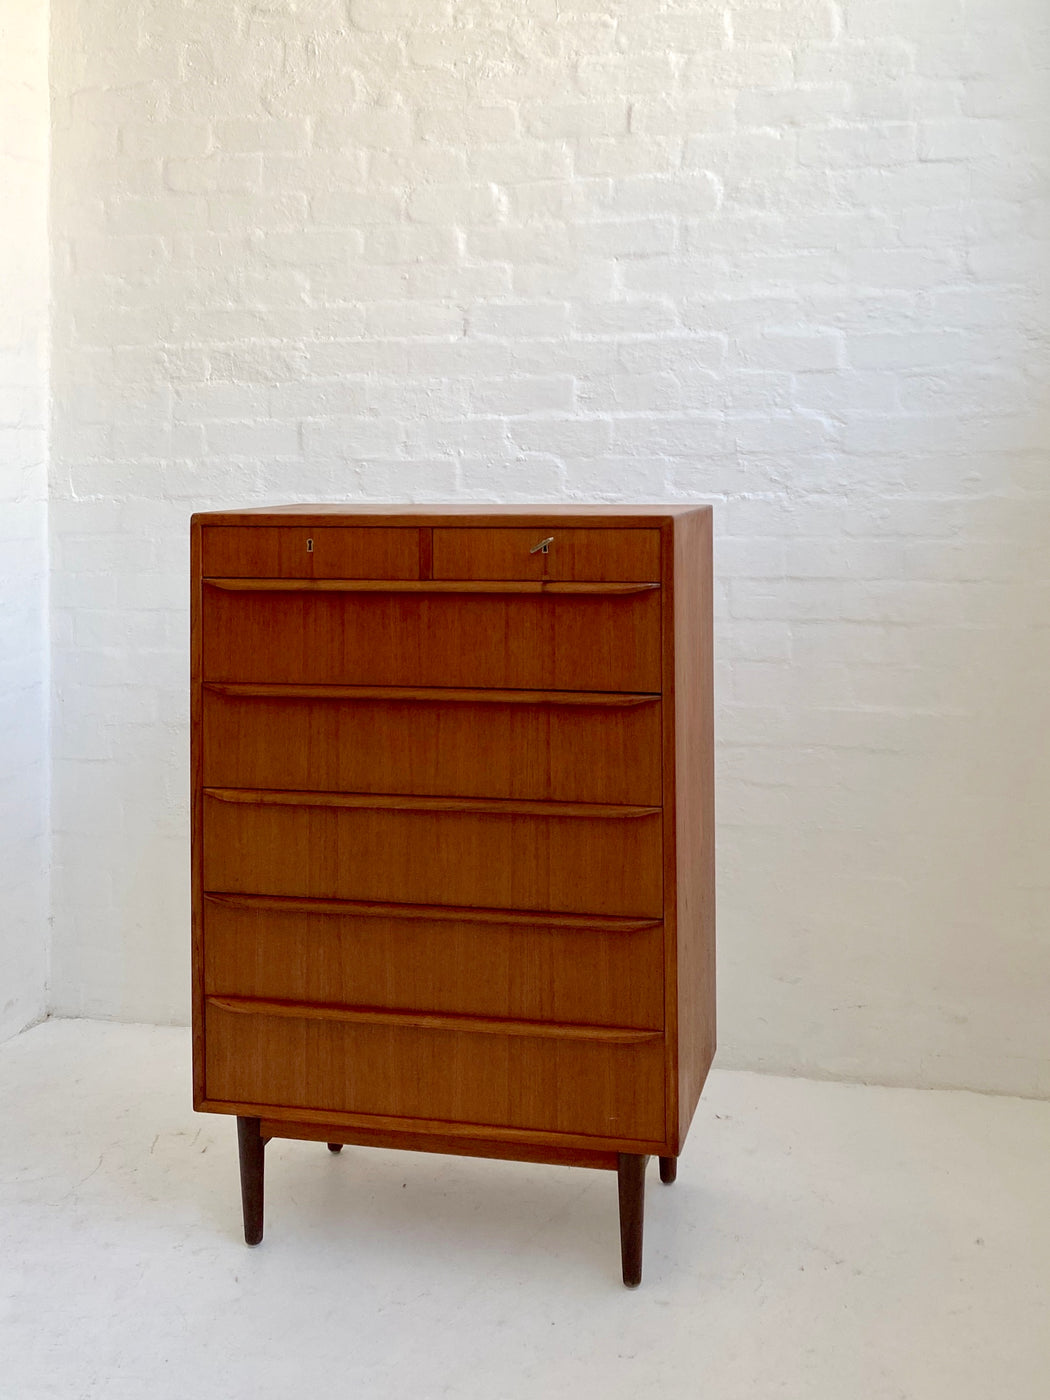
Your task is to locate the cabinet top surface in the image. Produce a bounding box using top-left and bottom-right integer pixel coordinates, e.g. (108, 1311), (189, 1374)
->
(192, 503), (711, 527)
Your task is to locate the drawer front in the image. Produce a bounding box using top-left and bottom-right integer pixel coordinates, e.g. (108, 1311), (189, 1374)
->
(202, 526), (419, 579)
(205, 1001), (665, 1141)
(202, 689), (662, 805)
(201, 587), (662, 692)
(203, 898), (664, 1030)
(432, 528), (660, 582)
(203, 795), (664, 917)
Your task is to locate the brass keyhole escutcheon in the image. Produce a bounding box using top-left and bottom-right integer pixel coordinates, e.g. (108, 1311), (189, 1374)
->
(306, 538), (314, 552)
(530, 536), (554, 556)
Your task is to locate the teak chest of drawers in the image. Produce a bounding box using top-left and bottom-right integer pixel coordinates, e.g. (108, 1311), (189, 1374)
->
(190, 504), (715, 1286)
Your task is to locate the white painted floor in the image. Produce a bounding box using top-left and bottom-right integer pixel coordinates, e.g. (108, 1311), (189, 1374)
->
(2, 1021), (1049, 1400)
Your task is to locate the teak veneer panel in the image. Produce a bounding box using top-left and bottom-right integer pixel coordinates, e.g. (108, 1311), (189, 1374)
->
(201, 586), (662, 692)
(204, 891), (661, 932)
(205, 788), (658, 819)
(206, 579), (659, 596)
(203, 896), (664, 1029)
(197, 504), (708, 525)
(205, 1001), (666, 1141)
(202, 793), (663, 917)
(203, 526), (419, 579)
(431, 527), (660, 582)
(206, 683), (660, 707)
(672, 507), (717, 1148)
(205, 1098), (662, 1156)
(258, 1120), (623, 1171)
(208, 997), (661, 1045)
(203, 686), (661, 805)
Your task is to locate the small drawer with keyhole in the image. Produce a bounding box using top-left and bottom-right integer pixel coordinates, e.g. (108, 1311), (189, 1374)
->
(432, 528), (661, 582)
(201, 527), (420, 579)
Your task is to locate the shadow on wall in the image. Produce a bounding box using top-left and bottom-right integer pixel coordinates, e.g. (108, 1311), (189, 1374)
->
(719, 403), (1050, 1096)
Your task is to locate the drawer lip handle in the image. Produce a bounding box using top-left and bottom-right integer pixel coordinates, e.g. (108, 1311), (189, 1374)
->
(203, 891), (663, 932)
(203, 578), (659, 595)
(207, 995), (663, 1046)
(204, 788), (661, 819)
(203, 682), (661, 708)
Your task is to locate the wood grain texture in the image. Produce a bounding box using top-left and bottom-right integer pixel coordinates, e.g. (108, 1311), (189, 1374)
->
(190, 517), (205, 1107)
(202, 794), (663, 916)
(203, 897), (664, 1029)
(205, 788), (659, 819)
(671, 507), (716, 1150)
(205, 1001), (665, 1140)
(205, 579), (659, 595)
(205, 683), (659, 707)
(432, 527), (660, 581)
(203, 692), (661, 810)
(203, 1097), (666, 1155)
(202, 526), (419, 579)
(659, 518), (680, 1147)
(208, 996), (661, 1045)
(418, 525), (433, 579)
(193, 505), (703, 526)
(204, 891), (661, 932)
(260, 1120), (621, 1171)
(201, 586), (662, 691)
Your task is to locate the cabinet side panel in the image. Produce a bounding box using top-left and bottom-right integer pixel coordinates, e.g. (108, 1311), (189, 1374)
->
(190, 516), (205, 1106)
(674, 508), (716, 1149)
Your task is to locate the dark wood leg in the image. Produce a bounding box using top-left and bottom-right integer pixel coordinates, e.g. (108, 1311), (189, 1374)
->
(617, 1152), (649, 1287)
(237, 1116), (266, 1246)
(326, 1142), (343, 1153)
(659, 1155), (677, 1184)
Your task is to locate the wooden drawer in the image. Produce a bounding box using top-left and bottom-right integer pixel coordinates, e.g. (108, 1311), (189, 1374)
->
(432, 528), (660, 582)
(201, 586), (662, 692)
(202, 686), (662, 805)
(202, 791), (664, 917)
(203, 895), (664, 1030)
(205, 999), (666, 1141)
(202, 526), (420, 579)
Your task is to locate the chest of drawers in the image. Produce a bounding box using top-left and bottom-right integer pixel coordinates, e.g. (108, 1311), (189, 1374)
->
(190, 504), (714, 1286)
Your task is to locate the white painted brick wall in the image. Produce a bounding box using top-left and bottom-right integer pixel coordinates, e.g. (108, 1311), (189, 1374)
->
(0, 0), (49, 1040)
(48, 0), (1050, 1095)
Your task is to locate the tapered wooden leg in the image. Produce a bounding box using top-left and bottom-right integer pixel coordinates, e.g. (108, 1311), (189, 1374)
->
(327, 1142), (343, 1153)
(617, 1152), (649, 1287)
(237, 1116), (266, 1246)
(659, 1155), (677, 1184)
